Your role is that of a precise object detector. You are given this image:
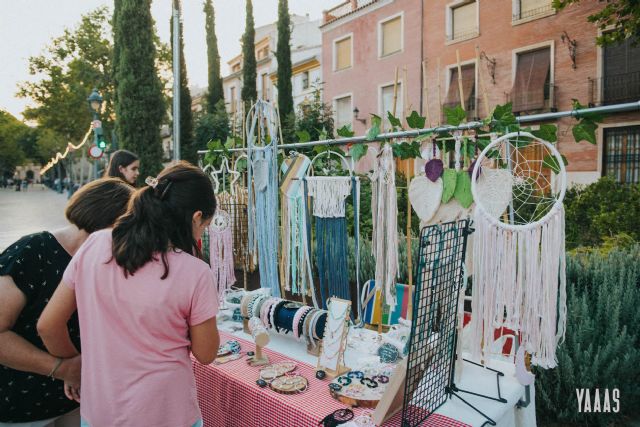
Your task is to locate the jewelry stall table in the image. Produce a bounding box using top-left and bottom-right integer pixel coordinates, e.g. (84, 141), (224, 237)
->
(192, 318), (535, 427)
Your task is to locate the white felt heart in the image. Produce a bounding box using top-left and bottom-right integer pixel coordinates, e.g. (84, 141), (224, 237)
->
(475, 168), (513, 219)
(409, 176), (442, 223)
(253, 159), (269, 192)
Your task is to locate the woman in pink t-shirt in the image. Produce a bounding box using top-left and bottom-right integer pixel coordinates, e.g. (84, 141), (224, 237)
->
(38, 162), (220, 427)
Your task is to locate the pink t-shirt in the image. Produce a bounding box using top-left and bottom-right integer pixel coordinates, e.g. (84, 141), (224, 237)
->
(63, 229), (218, 427)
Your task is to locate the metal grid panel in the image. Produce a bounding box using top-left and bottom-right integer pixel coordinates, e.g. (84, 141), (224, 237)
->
(401, 219), (470, 426)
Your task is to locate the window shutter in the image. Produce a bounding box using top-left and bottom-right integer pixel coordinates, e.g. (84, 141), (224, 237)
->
(443, 65), (475, 111)
(336, 38), (352, 70)
(452, 2), (476, 39)
(382, 17), (402, 56)
(520, 0), (551, 18)
(381, 84), (403, 129)
(512, 48), (550, 112)
(336, 96), (352, 130)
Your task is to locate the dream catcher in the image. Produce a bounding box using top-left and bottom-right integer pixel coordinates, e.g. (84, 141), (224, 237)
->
(304, 150), (360, 311)
(247, 100), (281, 297)
(469, 131), (567, 369)
(279, 152), (314, 303)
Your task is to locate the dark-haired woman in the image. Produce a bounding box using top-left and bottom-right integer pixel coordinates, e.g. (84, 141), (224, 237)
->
(104, 149), (139, 185)
(38, 161), (220, 427)
(0, 178), (133, 427)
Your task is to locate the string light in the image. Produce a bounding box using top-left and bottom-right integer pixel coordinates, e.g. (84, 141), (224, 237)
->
(40, 127), (93, 175)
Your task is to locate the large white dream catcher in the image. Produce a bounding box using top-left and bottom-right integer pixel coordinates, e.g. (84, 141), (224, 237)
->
(469, 131), (567, 369)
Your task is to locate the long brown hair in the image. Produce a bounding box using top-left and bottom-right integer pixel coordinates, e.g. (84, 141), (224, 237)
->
(105, 150), (139, 183)
(111, 161), (216, 279)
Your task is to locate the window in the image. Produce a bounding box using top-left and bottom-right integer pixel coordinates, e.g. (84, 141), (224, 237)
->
(302, 71), (310, 90)
(603, 126), (640, 184)
(443, 64), (476, 117)
(511, 47), (551, 113)
(261, 73), (269, 100)
(335, 95), (352, 131)
(380, 83), (403, 130)
(232, 63), (241, 73)
(334, 36), (352, 71)
(448, 1), (477, 41)
(513, 0), (553, 21)
(380, 16), (402, 57)
(230, 87), (236, 113)
(603, 37), (640, 104)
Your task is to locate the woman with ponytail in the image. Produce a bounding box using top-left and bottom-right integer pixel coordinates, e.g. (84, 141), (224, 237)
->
(37, 162), (220, 427)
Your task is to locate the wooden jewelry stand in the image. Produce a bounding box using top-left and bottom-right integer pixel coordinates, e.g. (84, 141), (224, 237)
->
(247, 318), (270, 367)
(317, 297), (351, 379)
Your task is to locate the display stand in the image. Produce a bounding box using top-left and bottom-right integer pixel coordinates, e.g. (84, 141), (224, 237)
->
(372, 359), (407, 425)
(317, 297), (350, 379)
(247, 317), (270, 367)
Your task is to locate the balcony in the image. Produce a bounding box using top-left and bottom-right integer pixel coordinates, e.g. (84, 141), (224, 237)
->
(512, 2), (554, 22)
(322, 0), (378, 25)
(446, 27), (480, 43)
(507, 83), (557, 114)
(589, 72), (640, 106)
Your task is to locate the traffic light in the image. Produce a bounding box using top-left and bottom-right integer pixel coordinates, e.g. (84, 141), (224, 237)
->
(98, 135), (107, 150)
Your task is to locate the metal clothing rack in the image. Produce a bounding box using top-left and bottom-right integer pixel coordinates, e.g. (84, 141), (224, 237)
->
(197, 101), (640, 156)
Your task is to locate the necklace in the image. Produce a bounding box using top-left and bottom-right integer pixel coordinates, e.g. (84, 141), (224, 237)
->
(328, 300), (350, 321)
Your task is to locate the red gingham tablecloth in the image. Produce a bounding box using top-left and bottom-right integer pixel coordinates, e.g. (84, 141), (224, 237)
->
(192, 332), (470, 427)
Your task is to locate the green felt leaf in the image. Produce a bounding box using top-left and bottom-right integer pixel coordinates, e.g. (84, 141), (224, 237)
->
(337, 125), (355, 138)
(441, 169), (457, 203)
(406, 110), (426, 129)
(366, 115), (382, 141)
(532, 124), (558, 143)
(318, 127), (329, 141)
(387, 111), (402, 129)
(572, 121), (598, 144)
(542, 153), (568, 174)
(454, 171), (474, 208)
(444, 105), (467, 126)
(234, 157), (247, 173)
(392, 140), (421, 160)
(350, 143), (368, 162)
(296, 130), (311, 143)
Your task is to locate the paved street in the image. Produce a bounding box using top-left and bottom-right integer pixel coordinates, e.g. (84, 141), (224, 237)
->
(0, 186), (69, 252)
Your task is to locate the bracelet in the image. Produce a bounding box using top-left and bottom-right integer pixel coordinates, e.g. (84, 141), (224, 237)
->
(360, 377), (378, 388)
(292, 306), (312, 339)
(336, 376), (351, 386)
(48, 357), (63, 378)
(347, 370), (364, 379)
(372, 374), (389, 384)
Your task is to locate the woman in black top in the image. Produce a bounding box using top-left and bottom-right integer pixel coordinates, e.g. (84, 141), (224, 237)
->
(0, 178), (133, 425)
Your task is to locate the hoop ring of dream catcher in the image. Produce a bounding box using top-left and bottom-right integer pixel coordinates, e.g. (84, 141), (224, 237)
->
(469, 131), (568, 370)
(470, 131), (566, 230)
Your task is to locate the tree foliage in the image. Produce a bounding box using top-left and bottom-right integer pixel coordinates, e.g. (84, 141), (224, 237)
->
(114, 0), (165, 180)
(277, 0), (294, 121)
(553, 0), (640, 46)
(204, 0), (224, 112)
(194, 99), (230, 163)
(0, 111), (27, 177)
(241, 0), (257, 109)
(17, 7), (114, 150)
(170, 1), (195, 164)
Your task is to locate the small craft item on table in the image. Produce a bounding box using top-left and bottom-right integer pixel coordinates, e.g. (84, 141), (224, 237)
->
(328, 370), (391, 409)
(269, 373), (309, 394)
(247, 100), (281, 297)
(247, 316), (270, 366)
(319, 408), (354, 427)
(318, 297), (351, 378)
(259, 361), (297, 381)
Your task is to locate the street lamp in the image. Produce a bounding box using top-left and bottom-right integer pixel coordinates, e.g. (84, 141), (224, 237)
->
(87, 88), (105, 180)
(87, 88), (103, 114)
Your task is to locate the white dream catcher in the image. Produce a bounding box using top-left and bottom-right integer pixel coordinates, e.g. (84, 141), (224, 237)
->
(469, 131), (567, 370)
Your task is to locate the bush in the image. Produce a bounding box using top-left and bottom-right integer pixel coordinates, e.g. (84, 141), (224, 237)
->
(535, 245), (640, 426)
(564, 177), (640, 250)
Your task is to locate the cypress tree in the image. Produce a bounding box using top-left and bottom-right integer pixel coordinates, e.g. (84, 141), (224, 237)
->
(241, 0), (257, 110)
(170, 1), (195, 164)
(204, 0), (224, 113)
(114, 0), (164, 180)
(276, 0), (294, 119)
(112, 0), (122, 109)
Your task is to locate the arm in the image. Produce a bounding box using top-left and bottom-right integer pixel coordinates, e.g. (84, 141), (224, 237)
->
(0, 276), (79, 382)
(190, 317), (219, 365)
(37, 281), (79, 358)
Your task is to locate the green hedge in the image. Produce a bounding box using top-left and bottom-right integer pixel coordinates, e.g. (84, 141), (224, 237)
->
(535, 246), (640, 426)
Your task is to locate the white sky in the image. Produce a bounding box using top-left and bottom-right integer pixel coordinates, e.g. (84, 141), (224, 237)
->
(0, 0), (329, 120)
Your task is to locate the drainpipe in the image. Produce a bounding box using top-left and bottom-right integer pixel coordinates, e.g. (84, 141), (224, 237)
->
(419, 0), (424, 115)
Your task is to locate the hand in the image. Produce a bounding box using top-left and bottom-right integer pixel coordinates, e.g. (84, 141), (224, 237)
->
(55, 354), (81, 386)
(64, 381), (81, 402)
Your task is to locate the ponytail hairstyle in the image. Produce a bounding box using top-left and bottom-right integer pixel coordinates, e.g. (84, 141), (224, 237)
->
(111, 161), (216, 279)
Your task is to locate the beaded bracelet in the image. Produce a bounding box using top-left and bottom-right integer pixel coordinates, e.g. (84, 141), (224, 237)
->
(246, 294), (260, 319)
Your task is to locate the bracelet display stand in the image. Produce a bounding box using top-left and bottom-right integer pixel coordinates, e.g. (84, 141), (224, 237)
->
(247, 317), (270, 367)
(317, 297), (351, 379)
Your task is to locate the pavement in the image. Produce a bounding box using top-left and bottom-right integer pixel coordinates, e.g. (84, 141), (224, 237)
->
(0, 186), (69, 252)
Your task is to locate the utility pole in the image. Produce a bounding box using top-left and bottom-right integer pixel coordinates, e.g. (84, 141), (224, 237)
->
(172, 0), (181, 161)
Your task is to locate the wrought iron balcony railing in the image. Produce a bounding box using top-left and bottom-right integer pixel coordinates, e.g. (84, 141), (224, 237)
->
(589, 72), (640, 106)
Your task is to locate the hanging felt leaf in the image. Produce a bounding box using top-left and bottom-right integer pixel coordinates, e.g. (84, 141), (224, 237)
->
(441, 169), (457, 203)
(425, 159), (444, 182)
(454, 171), (474, 208)
(337, 125), (355, 138)
(542, 153), (568, 174)
(387, 112), (402, 129)
(406, 111), (426, 129)
(366, 115), (382, 141)
(468, 159), (482, 179)
(350, 143), (368, 162)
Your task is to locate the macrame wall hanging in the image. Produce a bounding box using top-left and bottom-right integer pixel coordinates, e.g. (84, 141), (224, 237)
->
(469, 131), (567, 369)
(305, 150), (360, 310)
(247, 100), (281, 297)
(371, 144), (399, 308)
(280, 153), (315, 305)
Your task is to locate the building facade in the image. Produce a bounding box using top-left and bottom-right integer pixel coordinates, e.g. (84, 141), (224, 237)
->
(321, 0), (640, 185)
(222, 14), (322, 128)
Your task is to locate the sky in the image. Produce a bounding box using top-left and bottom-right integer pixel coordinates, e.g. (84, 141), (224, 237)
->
(0, 0), (328, 120)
